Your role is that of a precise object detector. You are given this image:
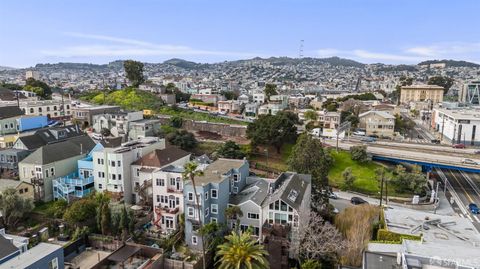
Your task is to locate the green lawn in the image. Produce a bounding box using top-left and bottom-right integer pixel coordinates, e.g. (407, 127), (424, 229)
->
(157, 107), (248, 125)
(329, 151), (397, 196)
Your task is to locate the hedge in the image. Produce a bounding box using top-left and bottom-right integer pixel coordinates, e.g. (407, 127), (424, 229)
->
(376, 229), (422, 243)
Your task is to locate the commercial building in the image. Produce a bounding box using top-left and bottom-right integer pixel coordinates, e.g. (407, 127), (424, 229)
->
(432, 107), (480, 145)
(19, 100), (73, 119)
(459, 80), (480, 105)
(400, 85), (444, 105)
(359, 110), (396, 137)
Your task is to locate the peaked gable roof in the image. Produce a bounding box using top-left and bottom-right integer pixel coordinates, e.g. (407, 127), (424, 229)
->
(15, 125), (82, 150)
(0, 234), (19, 261)
(21, 135), (96, 165)
(133, 147), (190, 167)
(0, 106), (24, 120)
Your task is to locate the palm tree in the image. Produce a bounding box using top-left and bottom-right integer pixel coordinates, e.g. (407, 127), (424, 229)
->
(225, 205), (243, 233)
(182, 161), (206, 269)
(216, 231), (269, 269)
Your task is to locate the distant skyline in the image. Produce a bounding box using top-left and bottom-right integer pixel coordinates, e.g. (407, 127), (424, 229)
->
(1, 0), (480, 68)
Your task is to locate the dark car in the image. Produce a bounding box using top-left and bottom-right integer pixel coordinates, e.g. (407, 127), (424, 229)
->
(351, 196), (368, 205)
(469, 203), (479, 214)
(453, 143), (466, 149)
(369, 134), (379, 139)
(431, 139), (441, 144)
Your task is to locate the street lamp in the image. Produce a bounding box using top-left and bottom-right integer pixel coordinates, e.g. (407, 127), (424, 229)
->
(264, 148), (269, 177)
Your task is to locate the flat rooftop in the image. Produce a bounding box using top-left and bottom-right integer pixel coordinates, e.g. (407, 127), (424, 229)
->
(435, 107), (480, 121)
(1, 242), (62, 269)
(401, 85), (444, 90)
(194, 158), (246, 186)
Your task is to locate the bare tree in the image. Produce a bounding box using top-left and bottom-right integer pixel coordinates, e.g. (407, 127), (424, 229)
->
(293, 211), (346, 263)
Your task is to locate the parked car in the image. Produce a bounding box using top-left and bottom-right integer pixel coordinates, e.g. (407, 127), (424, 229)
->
(431, 139), (441, 144)
(462, 158), (479, 165)
(469, 203), (479, 214)
(474, 150), (480, 155)
(361, 137), (376, 143)
(369, 134), (379, 139)
(353, 130), (366, 136)
(321, 189), (337, 199)
(453, 143), (466, 149)
(351, 196), (368, 205)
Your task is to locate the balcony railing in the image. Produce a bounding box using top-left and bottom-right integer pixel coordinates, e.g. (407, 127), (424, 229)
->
(262, 221), (291, 238)
(156, 206), (179, 214)
(167, 187), (182, 193)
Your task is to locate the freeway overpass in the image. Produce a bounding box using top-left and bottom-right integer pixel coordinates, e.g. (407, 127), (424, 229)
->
(325, 139), (480, 173)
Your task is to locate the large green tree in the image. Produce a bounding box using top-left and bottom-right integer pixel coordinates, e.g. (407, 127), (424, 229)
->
(63, 198), (98, 228)
(216, 141), (245, 159)
(216, 231), (269, 269)
(428, 75), (454, 94)
(25, 78), (52, 99)
(0, 188), (34, 228)
(247, 111), (298, 153)
(123, 60), (145, 87)
(167, 130), (197, 150)
(264, 83), (277, 101)
(288, 133), (333, 208)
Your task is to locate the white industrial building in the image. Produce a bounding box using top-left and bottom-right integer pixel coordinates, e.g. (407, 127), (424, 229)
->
(432, 107), (480, 146)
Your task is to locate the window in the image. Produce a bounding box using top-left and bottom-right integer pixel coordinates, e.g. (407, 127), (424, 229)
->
(233, 186), (238, 193)
(188, 207), (194, 217)
(114, 185), (118, 189)
(111, 174), (116, 180)
(248, 213), (259, 219)
(50, 167), (55, 176)
(211, 204), (218, 214)
(48, 257), (59, 269)
(176, 197), (180, 205)
(211, 217), (217, 223)
(192, 236), (198, 245)
(188, 192), (194, 201)
(205, 191), (209, 200)
(111, 161), (116, 167)
(117, 160), (121, 166)
(156, 195), (160, 203)
(98, 158), (104, 165)
(211, 189), (218, 198)
(170, 178), (175, 186)
(156, 178), (164, 186)
(205, 208), (209, 216)
(233, 174), (239, 182)
(98, 184), (103, 189)
(118, 174), (122, 180)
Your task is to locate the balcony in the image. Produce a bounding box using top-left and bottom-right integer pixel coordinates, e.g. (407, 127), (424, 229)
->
(167, 187), (182, 194)
(156, 205), (179, 215)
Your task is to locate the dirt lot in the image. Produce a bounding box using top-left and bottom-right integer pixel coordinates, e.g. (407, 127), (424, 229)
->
(68, 249), (111, 269)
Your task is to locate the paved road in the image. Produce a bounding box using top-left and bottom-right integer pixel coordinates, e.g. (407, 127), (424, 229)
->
(439, 169), (480, 223)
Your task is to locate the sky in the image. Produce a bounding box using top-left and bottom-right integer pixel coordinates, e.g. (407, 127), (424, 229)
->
(1, 0), (480, 68)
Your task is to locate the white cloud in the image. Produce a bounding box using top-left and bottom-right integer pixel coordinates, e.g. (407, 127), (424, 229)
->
(316, 42), (480, 64)
(41, 32), (259, 59)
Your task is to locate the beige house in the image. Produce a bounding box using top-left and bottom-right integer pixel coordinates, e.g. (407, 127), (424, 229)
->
(0, 179), (34, 200)
(359, 111), (395, 137)
(400, 85), (444, 105)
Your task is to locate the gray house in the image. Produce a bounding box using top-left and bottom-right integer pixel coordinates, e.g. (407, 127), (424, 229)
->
(19, 135), (96, 201)
(183, 158), (249, 250)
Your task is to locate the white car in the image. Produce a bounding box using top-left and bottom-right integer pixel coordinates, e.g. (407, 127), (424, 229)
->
(353, 131), (366, 136)
(462, 158), (479, 165)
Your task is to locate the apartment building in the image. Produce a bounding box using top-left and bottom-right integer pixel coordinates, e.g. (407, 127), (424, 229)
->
(0, 106), (25, 148)
(400, 85), (444, 105)
(359, 110), (395, 137)
(229, 172), (311, 268)
(18, 135), (96, 201)
(92, 137), (165, 203)
(252, 92), (265, 104)
(72, 105), (120, 127)
(128, 119), (162, 140)
(217, 100), (241, 114)
(131, 147), (190, 205)
(20, 100), (73, 119)
(184, 159), (249, 250)
(91, 110), (143, 134)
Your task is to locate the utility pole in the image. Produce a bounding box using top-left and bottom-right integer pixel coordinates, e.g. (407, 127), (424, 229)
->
(440, 113), (445, 142)
(264, 149), (269, 177)
(379, 173), (384, 207)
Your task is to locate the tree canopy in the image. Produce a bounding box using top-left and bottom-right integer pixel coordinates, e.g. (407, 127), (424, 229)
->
(247, 111), (299, 153)
(264, 83), (278, 101)
(428, 75), (454, 94)
(25, 78), (52, 99)
(216, 231), (269, 269)
(167, 130), (197, 150)
(0, 188), (34, 228)
(123, 60), (145, 87)
(288, 133), (333, 208)
(216, 141), (245, 159)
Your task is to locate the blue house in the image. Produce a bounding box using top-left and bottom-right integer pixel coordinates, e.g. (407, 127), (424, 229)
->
(183, 158), (249, 250)
(0, 242), (64, 269)
(52, 143), (103, 202)
(16, 115), (48, 132)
